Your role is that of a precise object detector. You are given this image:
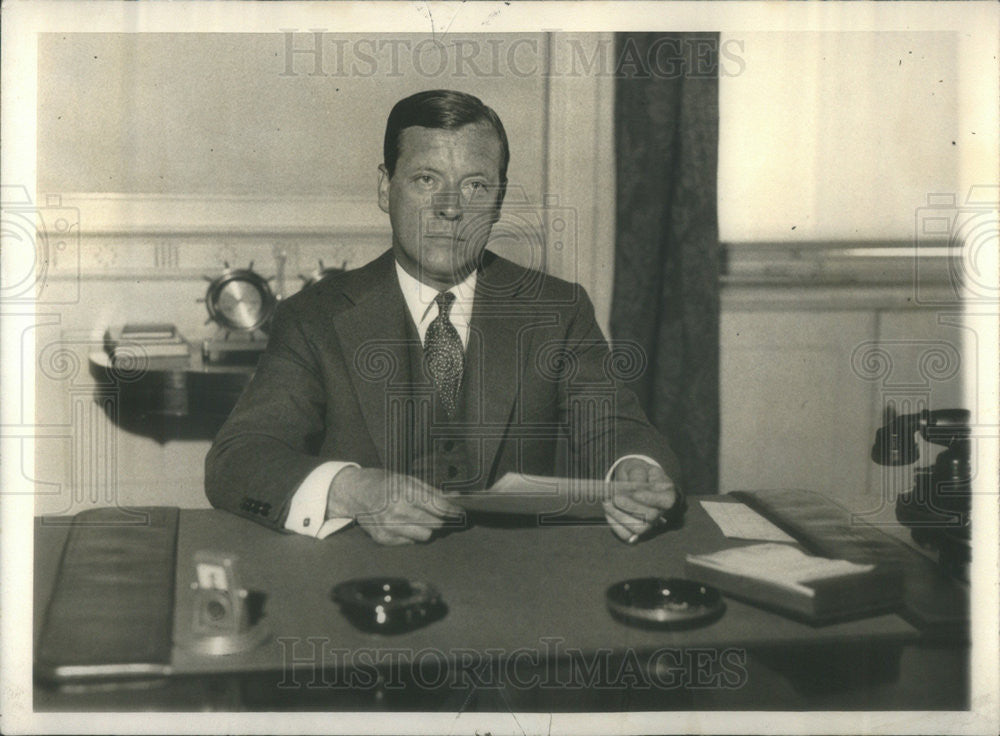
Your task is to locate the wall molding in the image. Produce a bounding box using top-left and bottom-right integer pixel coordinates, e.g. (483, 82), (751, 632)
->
(720, 240), (969, 309)
(44, 190), (548, 283)
(50, 192), (389, 236)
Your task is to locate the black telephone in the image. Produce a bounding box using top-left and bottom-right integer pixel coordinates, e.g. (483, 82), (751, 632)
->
(871, 407), (971, 575)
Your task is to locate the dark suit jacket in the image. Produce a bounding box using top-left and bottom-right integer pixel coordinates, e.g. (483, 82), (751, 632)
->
(205, 249), (679, 530)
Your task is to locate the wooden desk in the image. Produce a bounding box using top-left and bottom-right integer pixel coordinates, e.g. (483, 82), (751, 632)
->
(33, 499), (969, 712)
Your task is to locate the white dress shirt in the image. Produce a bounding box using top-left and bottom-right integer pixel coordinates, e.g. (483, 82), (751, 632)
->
(284, 261), (658, 539)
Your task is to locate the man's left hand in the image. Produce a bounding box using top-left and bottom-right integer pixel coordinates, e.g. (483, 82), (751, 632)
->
(603, 458), (681, 543)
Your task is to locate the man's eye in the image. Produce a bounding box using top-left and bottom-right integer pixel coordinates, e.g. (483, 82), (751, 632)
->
(416, 175), (436, 186)
(465, 181), (489, 197)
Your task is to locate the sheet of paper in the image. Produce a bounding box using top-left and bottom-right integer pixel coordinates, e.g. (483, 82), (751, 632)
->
(446, 474), (635, 519)
(699, 500), (797, 543)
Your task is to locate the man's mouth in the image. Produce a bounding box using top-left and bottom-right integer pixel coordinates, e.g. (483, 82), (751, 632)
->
(421, 226), (475, 244)
(422, 232), (463, 240)
(423, 221), (462, 239)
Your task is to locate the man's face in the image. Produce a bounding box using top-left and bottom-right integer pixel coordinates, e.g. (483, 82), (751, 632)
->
(378, 123), (505, 290)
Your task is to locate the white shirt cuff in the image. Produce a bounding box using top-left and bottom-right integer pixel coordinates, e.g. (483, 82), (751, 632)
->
(606, 455), (662, 482)
(284, 461), (358, 539)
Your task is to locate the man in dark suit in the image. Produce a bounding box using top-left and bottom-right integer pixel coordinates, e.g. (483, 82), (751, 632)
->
(206, 89), (681, 545)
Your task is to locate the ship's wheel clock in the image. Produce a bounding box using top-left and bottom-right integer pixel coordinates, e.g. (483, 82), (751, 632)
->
(299, 259), (348, 288)
(199, 262), (277, 364)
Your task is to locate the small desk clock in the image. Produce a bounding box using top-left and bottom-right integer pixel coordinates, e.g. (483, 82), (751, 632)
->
(199, 262), (276, 364)
(181, 550), (269, 656)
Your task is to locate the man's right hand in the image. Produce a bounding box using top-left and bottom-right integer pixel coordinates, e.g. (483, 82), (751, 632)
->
(326, 467), (462, 545)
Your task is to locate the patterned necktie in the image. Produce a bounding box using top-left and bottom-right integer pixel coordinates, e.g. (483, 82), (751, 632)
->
(424, 291), (464, 417)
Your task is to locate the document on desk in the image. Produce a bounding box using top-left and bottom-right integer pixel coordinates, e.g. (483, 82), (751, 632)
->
(685, 543), (900, 622)
(699, 500), (796, 543)
(446, 474), (620, 519)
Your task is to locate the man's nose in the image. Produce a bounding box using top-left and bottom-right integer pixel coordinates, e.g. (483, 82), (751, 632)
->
(432, 191), (462, 220)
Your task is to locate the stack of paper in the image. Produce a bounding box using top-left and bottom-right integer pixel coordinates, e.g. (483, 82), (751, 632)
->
(685, 543), (902, 622)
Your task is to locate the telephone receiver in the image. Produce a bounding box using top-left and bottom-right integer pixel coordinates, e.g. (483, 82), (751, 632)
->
(872, 407), (971, 577)
(871, 407), (970, 466)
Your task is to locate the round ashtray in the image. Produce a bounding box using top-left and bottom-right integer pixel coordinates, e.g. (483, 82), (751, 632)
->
(606, 577), (725, 629)
(331, 577), (446, 634)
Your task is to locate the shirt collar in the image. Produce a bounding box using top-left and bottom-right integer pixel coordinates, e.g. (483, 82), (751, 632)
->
(394, 260), (477, 347)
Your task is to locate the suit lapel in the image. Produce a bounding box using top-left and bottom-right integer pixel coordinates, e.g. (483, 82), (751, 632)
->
(469, 253), (524, 484)
(331, 251), (411, 468)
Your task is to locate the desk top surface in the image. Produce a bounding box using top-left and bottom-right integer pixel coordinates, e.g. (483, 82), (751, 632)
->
(34, 497), (918, 677)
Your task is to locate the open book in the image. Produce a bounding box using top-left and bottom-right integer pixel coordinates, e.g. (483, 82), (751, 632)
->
(685, 543), (904, 623)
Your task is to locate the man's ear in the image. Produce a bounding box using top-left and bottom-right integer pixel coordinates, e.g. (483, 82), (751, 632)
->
(377, 164), (391, 214)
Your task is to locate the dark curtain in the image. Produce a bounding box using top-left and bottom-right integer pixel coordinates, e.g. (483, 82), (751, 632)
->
(611, 33), (721, 495)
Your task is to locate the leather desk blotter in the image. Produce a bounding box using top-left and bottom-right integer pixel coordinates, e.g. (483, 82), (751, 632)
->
(35, 507), (179, 683)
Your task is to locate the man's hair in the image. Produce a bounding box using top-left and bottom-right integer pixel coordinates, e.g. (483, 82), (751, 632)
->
(383, 89), (510, 183)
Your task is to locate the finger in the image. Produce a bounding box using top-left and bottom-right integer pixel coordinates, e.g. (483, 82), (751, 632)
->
(392, 523), (435, 542)
(645, 465), (669, 483)
(604, 505), (635, 542)
(612, 459), (641, 482)
(400, 498), (462, 526)
(365, 525), (415, 546)
(611, 492), (664, 524)
(425, 490), (464, 517)
(358, 500), (445, 531)
(378, 507), (451, 531)
(373, 521), (435, 544)
(402, 480), (463, 518)
(377, 535), (414, 546)
(607, 479), (674, 497)
(603, 500), (651, 537)
(628, 486), (679, 513)
(627, 464), (649, 484)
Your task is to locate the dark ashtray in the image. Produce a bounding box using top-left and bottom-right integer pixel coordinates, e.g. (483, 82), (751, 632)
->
(606, 577), (725, 630)
(331, 577), (446, 634)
